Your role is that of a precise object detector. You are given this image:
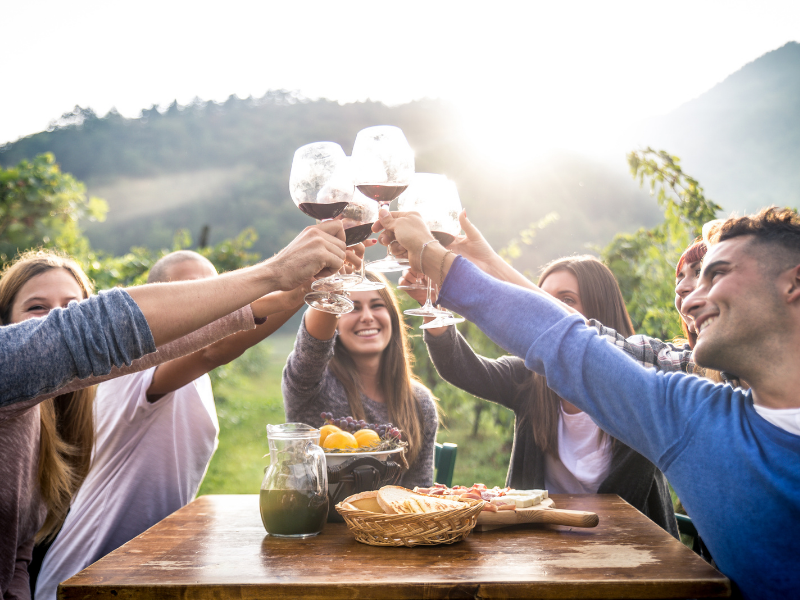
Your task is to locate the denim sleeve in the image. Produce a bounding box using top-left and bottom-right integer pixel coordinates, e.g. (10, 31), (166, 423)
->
(0, 288), (155, 408)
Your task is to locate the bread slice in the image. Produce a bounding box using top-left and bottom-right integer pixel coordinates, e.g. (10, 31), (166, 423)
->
(343, 490), (384, 513)
(377, 486), (464, 514)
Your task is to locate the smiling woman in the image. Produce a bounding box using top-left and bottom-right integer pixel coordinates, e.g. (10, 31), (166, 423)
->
(281, 271), (439, 489)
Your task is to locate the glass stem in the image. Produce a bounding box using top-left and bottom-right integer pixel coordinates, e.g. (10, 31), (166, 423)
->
(423, 277), (434, 310)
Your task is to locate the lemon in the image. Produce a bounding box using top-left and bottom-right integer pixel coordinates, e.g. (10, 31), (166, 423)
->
(322, 431), (358, 450)
(319, 424), (341, 445)
(353, 429), (381, 448)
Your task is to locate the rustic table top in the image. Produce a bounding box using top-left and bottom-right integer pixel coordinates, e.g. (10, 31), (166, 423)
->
(59, 494), (730, 600)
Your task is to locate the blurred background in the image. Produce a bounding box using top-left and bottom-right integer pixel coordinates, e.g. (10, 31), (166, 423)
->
(2, 0), (799, 491)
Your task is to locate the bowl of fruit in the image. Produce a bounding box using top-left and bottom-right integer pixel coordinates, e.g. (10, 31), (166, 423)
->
(318, 412), (407, 467)
(316, 413), (408, 521)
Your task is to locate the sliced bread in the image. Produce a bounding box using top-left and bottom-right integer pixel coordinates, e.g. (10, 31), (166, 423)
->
(377, 486), (465, 514)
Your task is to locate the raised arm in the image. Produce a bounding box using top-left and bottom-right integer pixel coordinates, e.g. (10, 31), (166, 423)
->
(436, 257), (710, 467)
(0, 222), (347, 409)
(423, 325), (530, 410)
(146, 287), (308, 401)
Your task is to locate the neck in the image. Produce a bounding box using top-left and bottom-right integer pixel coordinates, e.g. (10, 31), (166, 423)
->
(353, 353), (384, 403)
(741, 332), (800, 410)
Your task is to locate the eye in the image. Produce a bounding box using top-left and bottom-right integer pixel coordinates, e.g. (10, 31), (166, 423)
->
(561, 297), (575, 306)
(26, 304), (48, 313)
(694, 268), (702, 277)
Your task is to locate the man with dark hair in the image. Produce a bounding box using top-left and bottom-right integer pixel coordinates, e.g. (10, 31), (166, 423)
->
(374, 205), (800, 600)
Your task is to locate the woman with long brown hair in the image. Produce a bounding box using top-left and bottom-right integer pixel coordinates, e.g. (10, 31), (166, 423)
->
(419, 255), (678, 536)
(282, 272), (438, 488)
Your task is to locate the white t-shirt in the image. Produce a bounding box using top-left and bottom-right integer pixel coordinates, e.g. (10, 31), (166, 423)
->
(36, 367), (219, 600)
(544, 406), (613, 494)
(753, 404), (800, 436)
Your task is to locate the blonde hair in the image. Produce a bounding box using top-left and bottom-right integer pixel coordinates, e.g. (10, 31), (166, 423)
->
(328, 272), (434, 466)
(0, 249), (96, 542)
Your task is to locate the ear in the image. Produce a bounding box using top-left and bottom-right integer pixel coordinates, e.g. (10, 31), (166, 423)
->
(785, 264), (800, 305)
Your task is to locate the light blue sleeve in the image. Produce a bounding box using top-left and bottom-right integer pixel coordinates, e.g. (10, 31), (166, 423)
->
(437, 257), (718, 469)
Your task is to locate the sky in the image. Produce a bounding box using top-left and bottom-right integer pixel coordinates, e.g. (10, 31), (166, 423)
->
(3, 0), (800, 161)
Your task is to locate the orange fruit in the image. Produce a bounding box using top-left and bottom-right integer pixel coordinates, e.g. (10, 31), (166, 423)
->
(322, 430), (358, 450)
(354, 429), (381, 448)
(319, 424), (341, 445)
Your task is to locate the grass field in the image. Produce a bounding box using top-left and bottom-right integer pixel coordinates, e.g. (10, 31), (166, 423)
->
(198, 332), (513, 495)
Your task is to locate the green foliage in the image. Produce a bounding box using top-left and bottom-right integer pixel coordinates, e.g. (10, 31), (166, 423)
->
(601, 148), (722, 339)
(0, 153), (107, 265)
(0, 153), (260, 290)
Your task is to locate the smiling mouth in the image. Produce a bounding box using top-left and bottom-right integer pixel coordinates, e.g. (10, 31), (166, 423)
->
(698, 316), (718, 333)
(355, 329), (380, 337)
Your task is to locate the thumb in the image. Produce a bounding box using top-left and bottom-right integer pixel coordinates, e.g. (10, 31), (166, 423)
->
(374, 207), (395, 232)
(459, 208), (483, 240)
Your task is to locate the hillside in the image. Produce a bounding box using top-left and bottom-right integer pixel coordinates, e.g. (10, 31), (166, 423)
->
(0, 94), (659, 274)
(634, 41), (800, 213)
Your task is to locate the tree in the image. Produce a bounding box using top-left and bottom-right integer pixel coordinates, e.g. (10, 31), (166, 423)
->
(601, 148), (722, 339)
(0, 153), (107, 266)
(0, 153), (260, 288)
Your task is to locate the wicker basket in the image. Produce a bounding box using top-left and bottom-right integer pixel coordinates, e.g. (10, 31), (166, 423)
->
(335, 494), (485, 547)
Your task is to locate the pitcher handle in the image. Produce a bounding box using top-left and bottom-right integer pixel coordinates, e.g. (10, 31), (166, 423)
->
(306, 443), (328, 496)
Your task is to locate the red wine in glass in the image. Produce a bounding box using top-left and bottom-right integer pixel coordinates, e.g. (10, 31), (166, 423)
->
(356, 184), (408, 204)
(432, 231), (455, 247)
(298, 202), (349, 220)
(344, 223), (375, 246)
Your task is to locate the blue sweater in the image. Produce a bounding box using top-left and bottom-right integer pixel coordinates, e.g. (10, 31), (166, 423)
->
(438, 257), (800, 600)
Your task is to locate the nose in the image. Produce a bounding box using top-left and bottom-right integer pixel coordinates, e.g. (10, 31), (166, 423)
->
(359, 304), (374, 322)
(681, 285), (705, 320)
(675, 275), (695, 299)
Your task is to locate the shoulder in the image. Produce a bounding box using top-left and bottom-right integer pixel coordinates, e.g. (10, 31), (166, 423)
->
(411, 382), (438, 414)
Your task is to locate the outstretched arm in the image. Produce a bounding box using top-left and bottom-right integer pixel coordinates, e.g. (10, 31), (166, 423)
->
(146, 287), (309, 401)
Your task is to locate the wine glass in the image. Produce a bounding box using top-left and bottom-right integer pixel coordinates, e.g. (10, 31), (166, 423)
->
(338, 187), (387, 292)
(310, 186), (380, 292)
(289, 142), (354, 314)
(398, 173), (462, 320)
(351, 125), (414, 273)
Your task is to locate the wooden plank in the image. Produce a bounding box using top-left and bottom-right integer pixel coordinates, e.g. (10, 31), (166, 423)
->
(475, 498), (600, 531)
(58, 494), (730, 600)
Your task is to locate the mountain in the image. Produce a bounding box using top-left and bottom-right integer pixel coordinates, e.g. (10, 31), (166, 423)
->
(0, 94), (659, 275)
(634, 41), (800, 213)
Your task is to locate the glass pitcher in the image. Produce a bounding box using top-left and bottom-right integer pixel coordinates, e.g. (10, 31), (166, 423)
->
(260, 423), (328, 538)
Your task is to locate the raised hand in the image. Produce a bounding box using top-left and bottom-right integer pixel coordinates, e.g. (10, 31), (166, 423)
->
(398, 269), (430, 305)
(448, 209), (503, 273)
(267, 221), (347, 291)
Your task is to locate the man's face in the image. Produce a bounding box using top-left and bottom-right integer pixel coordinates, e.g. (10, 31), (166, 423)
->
(682, 236), (788, 377)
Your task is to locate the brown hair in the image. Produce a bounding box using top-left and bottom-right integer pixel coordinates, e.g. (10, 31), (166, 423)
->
(521, 256), (634, 456)
(328, 271), (433, 466)
(711, 206), (800, 275)
(0, 249), (96, 542)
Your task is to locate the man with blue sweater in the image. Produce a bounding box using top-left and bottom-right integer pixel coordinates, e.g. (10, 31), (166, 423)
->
(374, 206), (800, 600)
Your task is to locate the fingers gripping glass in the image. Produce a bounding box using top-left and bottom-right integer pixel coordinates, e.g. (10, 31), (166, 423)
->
(289, 142), (356, 314)
(351, 125), (415, 274)
(397, 174), (463, 323)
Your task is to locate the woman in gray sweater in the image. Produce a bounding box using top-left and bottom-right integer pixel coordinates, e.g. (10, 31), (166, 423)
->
(414, 255), (678, 537)
(282, 272), (438, 489)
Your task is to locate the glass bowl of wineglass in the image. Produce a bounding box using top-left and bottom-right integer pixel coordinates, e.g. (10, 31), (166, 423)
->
(351, 125), (415, 274)
(289, 142), (355, 314)
(397, 173), (463, 322)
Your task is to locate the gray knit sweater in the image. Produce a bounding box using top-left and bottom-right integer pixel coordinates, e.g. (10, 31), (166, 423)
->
(282, 319), (438, 489)
(424, 325), (679, 538)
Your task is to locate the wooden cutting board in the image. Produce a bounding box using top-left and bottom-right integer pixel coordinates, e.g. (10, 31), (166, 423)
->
(475, 498), (599, 531)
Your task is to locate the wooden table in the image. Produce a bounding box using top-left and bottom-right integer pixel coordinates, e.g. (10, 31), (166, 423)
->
(59, 494), (730, 600)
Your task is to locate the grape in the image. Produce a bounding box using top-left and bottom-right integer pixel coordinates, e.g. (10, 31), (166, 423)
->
(320, 412), (327, 421)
